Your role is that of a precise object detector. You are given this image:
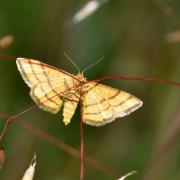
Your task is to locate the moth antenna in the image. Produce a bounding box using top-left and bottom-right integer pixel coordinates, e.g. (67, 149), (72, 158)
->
(64, 52), (80, 73)
(82, 57), (104, 73)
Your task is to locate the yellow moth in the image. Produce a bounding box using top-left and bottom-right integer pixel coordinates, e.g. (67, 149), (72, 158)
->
(16, 58), (143, 126)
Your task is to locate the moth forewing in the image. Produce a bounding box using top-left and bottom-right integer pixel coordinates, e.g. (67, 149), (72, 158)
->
(16, 58), (80, 121)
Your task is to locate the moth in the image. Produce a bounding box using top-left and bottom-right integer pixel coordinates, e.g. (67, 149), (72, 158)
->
(16, 58), (143, 126)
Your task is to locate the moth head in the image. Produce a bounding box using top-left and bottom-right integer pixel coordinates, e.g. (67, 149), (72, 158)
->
(75, 73), (87, 82)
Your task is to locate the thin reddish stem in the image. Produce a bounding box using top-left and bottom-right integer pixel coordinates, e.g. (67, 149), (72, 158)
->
(1, 53), (180, 87)
(94, 76), (180, 87)
(80, 83), (84, 180)
(80, 103), (84, 180)
(0, 105), (36, 140)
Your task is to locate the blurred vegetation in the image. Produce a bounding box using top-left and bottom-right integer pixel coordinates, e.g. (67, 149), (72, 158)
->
(0, 0), (180, 179)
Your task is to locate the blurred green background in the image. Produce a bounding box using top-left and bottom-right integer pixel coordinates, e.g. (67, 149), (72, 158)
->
(0, 0), (180, 179)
